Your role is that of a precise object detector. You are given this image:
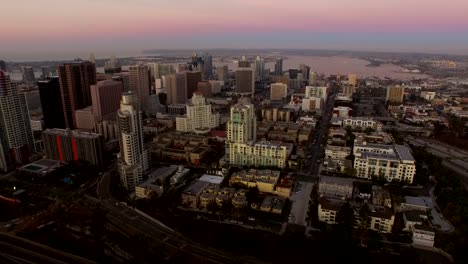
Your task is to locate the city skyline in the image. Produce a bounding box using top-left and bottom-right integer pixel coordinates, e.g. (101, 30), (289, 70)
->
(2, 0), (468, 61)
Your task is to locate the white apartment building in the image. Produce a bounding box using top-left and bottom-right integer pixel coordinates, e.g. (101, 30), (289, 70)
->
(341, 117), (382, 132)
(305, 86), (327, 102)
(324, 145), (351, 167)
(318, 197), (395, 233)
(0, 72), (35, 171)
(354, 143), (416, 183)
(176, 93), (220, 134)
(302, 97), (323, 111)
(411, 225), (435, 247)
(226, 98), (291, 168)
(117, 92), (149, 192)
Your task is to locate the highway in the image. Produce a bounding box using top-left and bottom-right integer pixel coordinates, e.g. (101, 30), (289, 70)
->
(0, 232), (95, 264)
(408, 136), (468, 186)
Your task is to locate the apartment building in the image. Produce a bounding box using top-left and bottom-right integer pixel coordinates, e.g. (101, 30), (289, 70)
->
(229, 169), (280, 193)
(353, 143), (416, 183)
(176, 93), (220, 134)
(318, 176), (354, 199)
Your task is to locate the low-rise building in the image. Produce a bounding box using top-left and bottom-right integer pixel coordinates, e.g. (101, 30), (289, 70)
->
(324, 145), (351, 171)
(403, 210), (425, 231)
(368, 204), (395, 233)
(275, 175), (293, 198)
(354, 143), (416, 183)
(371, 186), (392, 208)
(319, 176), (354, 199)
(259, 196), (285, 214)
(170, 166), (190, 185)
(229, 169), (280, 193)
(181, 180), (210, 208)
(318, 196), (344, 224)
(135, 166), (179, 199)
(400, 196), (430, 212)
(412, 224), (435, 247)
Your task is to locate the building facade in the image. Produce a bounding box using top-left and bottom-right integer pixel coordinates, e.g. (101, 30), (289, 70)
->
(175, 93), (220, 134)
(42, 128), (104, 167)
(38, 77), (66, 129)
(58, 62), (97, 129)
(386, 85), (405, 104)
(129, 64), (151, 110)
(270, 83), (288, 100)
(225, 99), (290, 168)
(117, 92), (149, 191)
(91, 79), (123, 122)
(354, 143), (416, 183)
(235, 68), (254, 94)
(0, 71), (36, 171)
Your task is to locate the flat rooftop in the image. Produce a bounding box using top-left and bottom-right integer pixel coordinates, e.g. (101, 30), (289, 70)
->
(199, 174), (224, 185)
(404, 196), (429, 207)
(320, 176), (354, 186)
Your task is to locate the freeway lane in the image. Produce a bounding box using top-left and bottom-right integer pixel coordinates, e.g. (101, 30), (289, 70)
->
(0, 232), (94, 264)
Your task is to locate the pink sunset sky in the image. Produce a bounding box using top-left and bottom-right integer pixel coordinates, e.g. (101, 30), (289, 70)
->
(1, 0), (468, 60)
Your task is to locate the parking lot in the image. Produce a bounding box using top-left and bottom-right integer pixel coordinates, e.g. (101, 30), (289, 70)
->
(288, 181), (314, 226)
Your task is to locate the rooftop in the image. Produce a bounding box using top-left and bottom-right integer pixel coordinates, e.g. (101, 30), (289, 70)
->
(319, 196), (346, 211)
(183, 180), (210, 196)
(320, 176), (354, 186)
(404, 196), (429, 207)
(404, 210), (424, 222)
(199, 174), (224, 185)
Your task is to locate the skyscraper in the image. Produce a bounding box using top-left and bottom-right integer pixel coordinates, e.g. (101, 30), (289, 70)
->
(274, 58), (283, 76)
(202, 53), (213, 79)
(0, 71), (35, 171)
(153, 63), (175, 79)
(309, 70), (317, 85)
(22, 66), (36, 82)
(225, 98), (289, 168)
(0, 60), (5, 71)
(227, 98), (257, 144)
(348, 74), (358, 87)
(42, 129), (105, 167)
(300, 64), (310, 80)
(270, 83), (288, 100)
(88, 53), (96, 64)
(186, 71), (203, 100)
(38, 77), (66, 129)
(238, 58), (250, 68)
(386, 85), (405, 104)
(91, 80), (123, 122)
(58, 61), (97, 129)
(217, 65), (228, 82)
(165, 74), (177, 105)
(254, 56), (265, 81)
(104, 56), (121, 74)
(129, 64), (151, 110)
(117, 92), (148, 191)
(235, 68), (254, 94)
(175, 72), (188, 104)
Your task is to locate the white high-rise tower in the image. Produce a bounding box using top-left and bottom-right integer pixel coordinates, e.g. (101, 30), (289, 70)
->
(0, 71), (35, 171)
(117, 92), (148, 191)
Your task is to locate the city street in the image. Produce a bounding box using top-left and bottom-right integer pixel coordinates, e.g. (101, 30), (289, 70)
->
(289, 84), (337, 227)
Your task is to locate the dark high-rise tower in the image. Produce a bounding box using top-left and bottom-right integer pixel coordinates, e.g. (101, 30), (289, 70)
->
(186, 71), (202, 100)
(38, 77), (66, 129)
(22, 66), (35, 82)
(0, 60), (6, 71)
(57, 62), (96, 129)
(274, 58), (283, 75)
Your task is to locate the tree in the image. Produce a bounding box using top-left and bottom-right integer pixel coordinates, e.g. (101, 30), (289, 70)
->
(337, 202), (355, 242)
(358, 203), (371, 246)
